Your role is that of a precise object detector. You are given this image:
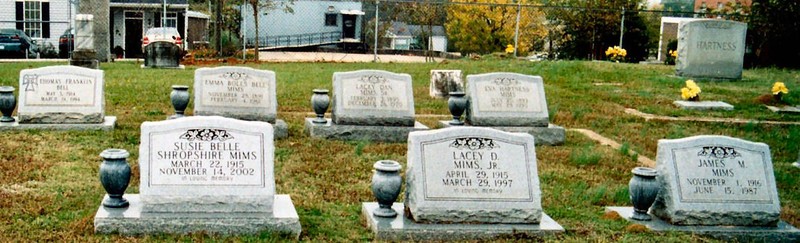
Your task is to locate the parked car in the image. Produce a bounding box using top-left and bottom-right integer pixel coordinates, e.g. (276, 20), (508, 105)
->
(142, 27), (184, 68)
(59, 28), (74, 58)
(0, 29), (38, 58)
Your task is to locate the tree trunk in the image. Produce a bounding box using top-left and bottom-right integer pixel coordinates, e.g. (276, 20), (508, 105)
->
(253, 9), (259, 61)
(216, 0), (224, 56)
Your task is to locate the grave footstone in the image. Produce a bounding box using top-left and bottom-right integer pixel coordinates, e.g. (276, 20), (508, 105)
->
(606, 135), (800, 241)
(305, 70), (429, 142)
(362, 127), (563, 240)
(440, 72), (565, 146)
(0, 65), (115, 130)
(94, 116), (301, 237)
(193, 66), (287, 138)
(675, 19), (747, 80)
(429, 70), (463, 98)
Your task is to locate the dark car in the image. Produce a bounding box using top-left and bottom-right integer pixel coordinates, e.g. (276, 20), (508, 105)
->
(0, 29), (38, 58)
(59, 28), (74, 58)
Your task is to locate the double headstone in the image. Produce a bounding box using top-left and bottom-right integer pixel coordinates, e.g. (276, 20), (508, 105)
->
(0, 65), (115, 130)
(676, 19), (747, 80)
(305, 70), (429, 142)
(441, 72), (565, 146)
(193, 66), (288, 138)
(606, 135), (799, 241)
(94, 116), (301, 237)
(363, 127), (563, 240)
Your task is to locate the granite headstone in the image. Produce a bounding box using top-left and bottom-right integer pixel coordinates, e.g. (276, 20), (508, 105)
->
(18, 65), (104, 123)
(331, 70), (415, 126)
(650, 135), (781, 226)
(465, 72), (549, 127)
(194, 66), (278, 122)
(675, 19), (747, 80)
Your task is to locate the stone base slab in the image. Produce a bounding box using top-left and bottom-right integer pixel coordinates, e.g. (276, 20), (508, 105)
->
(273, 119), (288, 139)
(605, 207), (800, 242)
(673, 101), (734, 110)
(305, 118), (429, 142)
(94, 194), (301, 238)
(0, 116), (116, 131)
(363, 202), (563, 241)
(766, 105), (800, 114)
(439, 121), (565, 146)
(140, 64), (186, 69)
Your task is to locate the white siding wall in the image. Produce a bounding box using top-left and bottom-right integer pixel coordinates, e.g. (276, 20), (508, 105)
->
(430, 36), (447, 53)
(0, 0), (75, 52)
(242, 0), (362, 40)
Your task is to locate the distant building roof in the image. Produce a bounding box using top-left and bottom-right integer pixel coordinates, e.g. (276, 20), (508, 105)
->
(187, 10), (210, 19)
(389, 21), (446, 37)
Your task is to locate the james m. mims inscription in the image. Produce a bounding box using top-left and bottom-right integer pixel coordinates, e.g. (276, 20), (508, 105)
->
(673, 146), (772, 203)
(149, 128), (265, 186)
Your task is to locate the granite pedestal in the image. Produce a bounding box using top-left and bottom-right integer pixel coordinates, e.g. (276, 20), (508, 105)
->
(95, 194), (301, 238)
(606, 207), (799, 242)
(363, 203), (563, 241)
(305, 118), (429, 142)
(0, 116), (116, 131)
(438, 121), (565, 146)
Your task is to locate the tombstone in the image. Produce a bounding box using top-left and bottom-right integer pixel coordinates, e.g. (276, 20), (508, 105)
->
(94, 116), (301, 237)
(305, 70), (429, 142)
(70, 14), (99, 69)
(673, 100), (734, 110)
(606, 135), (800, 241)
(0, 66), (115, 131)
(193, 66), (287, 138)
(429, 70), (463, 98)
(362, 127), (563, 240)
(440, 72), (565, 146)
(675, 19), (747, 80)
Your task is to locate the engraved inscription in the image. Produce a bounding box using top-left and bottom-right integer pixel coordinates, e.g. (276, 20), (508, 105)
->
(475, 78), (541, 113)
(340, 75), (409, 111)
(23, 73), (96, 106)
(672, 146), (772, 203)
(200, 72), (271, 108)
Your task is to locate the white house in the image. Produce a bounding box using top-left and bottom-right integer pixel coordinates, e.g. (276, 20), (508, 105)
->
(385, 21), (447, 53)
(0, 0), (75, 53)
(110, 0), (189, 58)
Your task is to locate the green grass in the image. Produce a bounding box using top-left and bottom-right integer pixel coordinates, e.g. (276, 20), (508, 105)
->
(0, 58), (799, 241)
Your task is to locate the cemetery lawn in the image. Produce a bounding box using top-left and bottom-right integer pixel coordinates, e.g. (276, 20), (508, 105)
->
(1, 59), (799, 241)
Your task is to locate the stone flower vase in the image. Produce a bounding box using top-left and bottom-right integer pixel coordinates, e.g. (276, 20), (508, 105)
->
(0, 86), (15, 122)
(371, 160), (402, 218)
(311, 89), (330, 124)
(448, 91), (467, 125)
(99, 149), (131, 208)
(169, 85), (190, 119)
(629, 167), (658, 221)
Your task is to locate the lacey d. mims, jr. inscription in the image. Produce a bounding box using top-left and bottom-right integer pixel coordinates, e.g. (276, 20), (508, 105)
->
(149, 128), (265, 186)
(475, 77), (541, 113)
(201, 72), (270, 108)
(421, 137), (533, 201)
(672, 146), (773, 203)
(22, 73), (97, 106)
(341, 75), (408, 111)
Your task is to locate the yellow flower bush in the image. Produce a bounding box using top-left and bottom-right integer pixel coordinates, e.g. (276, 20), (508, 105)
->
(680, 80), (701, 101)
(669, 50), (677, 58)
(605, 46), (627, 62)
(505, 44), (515, 54)
(772, 82), (789, 95)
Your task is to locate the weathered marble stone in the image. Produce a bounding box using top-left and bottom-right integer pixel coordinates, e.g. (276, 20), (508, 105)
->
(331, 70), (415, 126)
(94, 116), (300, 237)
(465, 72), (549, 127)
(18, 65), (105, 124)
(650, 135), (781, 226)
(405, 127), (542, 224)
(194, 66), (278, 123)
(430, 70), (463, 98)
(673, 100), (734, 110)
(676, 19), (747, 80)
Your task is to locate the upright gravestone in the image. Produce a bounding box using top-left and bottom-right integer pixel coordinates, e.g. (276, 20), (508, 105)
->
(605, 135), (799, 241)
(193, 66), (287, 138)
(429, 70), (463, 98)
(442, 72), (565, 146)
(0, 65), (115, 130)
(362, 127), (563, 240)
(94, 116), (301, 237)
(70, 14), (99, 69)
(675, 19), (747, 80)
(305, 70), (428, 142)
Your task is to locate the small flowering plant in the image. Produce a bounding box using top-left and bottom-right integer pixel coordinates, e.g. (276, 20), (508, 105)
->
(505, 44), (515, 54)
(680, 80), (701, 101)
(772, 82), (789, 102)
(605, 46), (627, 62)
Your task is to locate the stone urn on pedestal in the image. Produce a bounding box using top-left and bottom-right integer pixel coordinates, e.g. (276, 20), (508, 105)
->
(99, 149), (131, 208)
(0, 86), (15, 122)
(448, 91), (467, 125)
(169, 85), (190, 119)
(311, 89), (330, 124)
(371, 160), (403, 217)
(628, 167), (659, 221)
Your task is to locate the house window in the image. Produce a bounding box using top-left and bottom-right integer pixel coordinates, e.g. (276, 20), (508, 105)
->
(23, 1), (41, 38)
(164, 12), (178, 28)
(325, 13), (337, 26)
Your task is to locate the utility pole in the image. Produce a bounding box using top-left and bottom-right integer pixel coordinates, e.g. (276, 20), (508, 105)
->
(373, 0), (379, 62)
(216, 0), (223, 55)
(513, 0), (521, 57)
(163, 0), (167, 27)
(619, 7), (625, 48)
